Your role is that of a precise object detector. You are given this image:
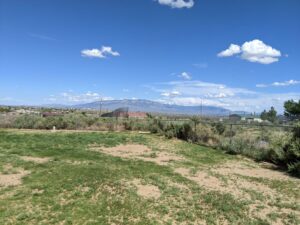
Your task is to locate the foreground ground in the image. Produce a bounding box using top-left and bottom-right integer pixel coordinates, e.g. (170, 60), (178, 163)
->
(0, 129), (299, 225)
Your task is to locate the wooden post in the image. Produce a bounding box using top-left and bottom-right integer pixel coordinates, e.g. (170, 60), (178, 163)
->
(230, 124), (233, 145)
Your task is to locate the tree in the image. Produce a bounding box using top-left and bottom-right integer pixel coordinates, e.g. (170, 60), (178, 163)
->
(190, 116), (200, 131)
(284, 100), (300, 120)
(260, 107), (277, 123)
(260, 110), (268, 121)
(268, 107), (277, 123)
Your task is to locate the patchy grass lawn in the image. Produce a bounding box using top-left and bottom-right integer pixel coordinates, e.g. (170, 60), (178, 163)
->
(0, 129), (299, 225)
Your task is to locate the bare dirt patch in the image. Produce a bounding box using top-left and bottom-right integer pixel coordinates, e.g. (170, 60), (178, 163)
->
(90, 144), (151, 157)
(20, 156), (51, 164)
(175, 168), (223, 191)
(89, 144), (182, 165)
(175, 167), (281, 201)
(0, 165), (30, 187)
(175, 165), (300, 224)
(32, 189), (44, 195)
(131, 179), (161, 199)
(249, 203), (299, 225)
(213, 162), (297, 181)
(174, 167), (249, 199)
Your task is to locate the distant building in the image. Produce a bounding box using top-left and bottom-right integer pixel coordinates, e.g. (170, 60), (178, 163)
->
(229, 114), (241, 122)
(244, 117), (263, 123)
(102, 107), (147, 119)
(127, 112), (147, 119)
(254, 118), (263, 123)
(102, 107), (129, 118)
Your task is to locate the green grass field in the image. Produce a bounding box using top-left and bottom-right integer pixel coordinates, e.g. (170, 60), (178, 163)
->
(0, 129), (299, 225)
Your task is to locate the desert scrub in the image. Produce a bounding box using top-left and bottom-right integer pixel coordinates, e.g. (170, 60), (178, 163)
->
(283, 123), (300, 176)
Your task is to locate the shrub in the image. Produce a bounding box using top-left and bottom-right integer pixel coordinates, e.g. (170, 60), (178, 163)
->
(212, 122), (226, 135)
(282, 124), (300, 176)
(149, 118), (165, 134)
(194, 124), (219, 145)
(14, 115), (42, 129)
(288, 162), (300, 176)
(176, 123), (194, 141)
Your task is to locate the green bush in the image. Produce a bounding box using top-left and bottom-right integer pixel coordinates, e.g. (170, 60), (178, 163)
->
(288, 162), (300, 176)
(212, 122), (226, 135)
(14, 115), (42, 129)
(283, 124), (300, 176)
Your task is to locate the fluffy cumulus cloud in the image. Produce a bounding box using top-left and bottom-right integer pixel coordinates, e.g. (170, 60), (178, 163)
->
(256, 80), (300, 88)
(148, 80), (300, 112)
(218, 39), (281, 64)
(179, 72), (192, 80)
(81, 46), (120, 59)
(157, 0), (194, 9)
(47, 91), (113, 104)
(217, 44), (241, 57)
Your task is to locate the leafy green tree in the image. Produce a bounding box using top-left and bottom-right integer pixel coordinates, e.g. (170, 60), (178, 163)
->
(260, 110), (268, 120)
(190, 116), (200, 131)
(268, 107), (277, 123)
(260, 107), (277, 123)
(284, 100), (300, 120)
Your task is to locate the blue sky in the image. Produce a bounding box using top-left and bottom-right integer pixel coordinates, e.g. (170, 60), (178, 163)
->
(0, 0), (299, 112)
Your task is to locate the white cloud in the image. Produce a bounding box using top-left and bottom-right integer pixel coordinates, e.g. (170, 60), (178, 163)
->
(256, 80), (300, 88)
(157, 0), (194, 9)
(241, 40), (281, 64)
(47, 91), (113, 104)
(217, 44), (241, 57)
(179, 72), (192, 80)
(161, 90), (181, 97)
(81, 46), (120, 59)
(218, 39), (282, 64)
(256, 84), (268, 88)
(149, 80), (300, 112)
(272, 80), (300, 86)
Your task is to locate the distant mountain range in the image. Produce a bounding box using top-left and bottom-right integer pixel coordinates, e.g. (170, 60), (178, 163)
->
(73, 99), (232, 116)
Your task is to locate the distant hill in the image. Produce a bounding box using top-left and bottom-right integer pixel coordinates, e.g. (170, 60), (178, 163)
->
(73, 99), (231, 116)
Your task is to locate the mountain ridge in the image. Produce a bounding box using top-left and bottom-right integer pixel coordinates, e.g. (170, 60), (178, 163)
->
(73, 99), (232, 116)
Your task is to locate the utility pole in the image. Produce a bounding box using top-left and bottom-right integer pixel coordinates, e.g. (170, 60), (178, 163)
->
(99, 97), (102, 117)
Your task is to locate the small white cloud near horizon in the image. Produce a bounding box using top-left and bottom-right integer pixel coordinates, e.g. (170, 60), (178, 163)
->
(81, 46), (120, 59)
(157, 0), (194, 9)
(161, 90), (181, 97)
(257, 80), (300, 88)
(218, 39), (282, 64)
(149, 79), (300, 112)
(47, 91), (113, 104)
(179, 72), (192, 80)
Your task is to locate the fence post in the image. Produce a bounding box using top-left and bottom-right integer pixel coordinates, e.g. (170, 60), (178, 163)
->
(230, 124), (233, 145)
